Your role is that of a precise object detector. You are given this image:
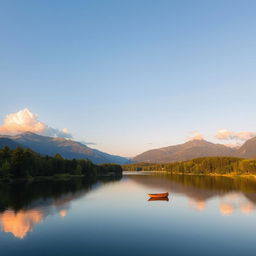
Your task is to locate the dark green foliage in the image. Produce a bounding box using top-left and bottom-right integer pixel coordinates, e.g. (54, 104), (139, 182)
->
(99, 163), (123, 177)
(0, 147), (123, 180)
(0, 161), (11, 179)
(123, 157), (256, 175)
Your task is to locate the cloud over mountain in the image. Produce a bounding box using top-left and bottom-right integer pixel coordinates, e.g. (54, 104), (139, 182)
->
(216, 129), (256, 141)
(0, 108), (72, 139)
(188, 131), (204, 141)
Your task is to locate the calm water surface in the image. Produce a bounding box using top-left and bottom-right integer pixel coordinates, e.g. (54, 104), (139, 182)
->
(1, 173), (256, 256)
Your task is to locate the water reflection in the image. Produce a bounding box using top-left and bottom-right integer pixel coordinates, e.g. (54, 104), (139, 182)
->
(217, 193), (256, 216)
(148, 197), (169, 202)
(188, 199), (206, 211)
(240, 202), (255, 215)
(0, 176), (121, 239)
(59, 209), (68, 217)
(0, 209), (44, 239)
(129, 174), (256, 216)
(1, 173), (256, 256)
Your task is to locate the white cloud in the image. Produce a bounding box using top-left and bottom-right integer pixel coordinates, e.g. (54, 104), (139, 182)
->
(216, 129), (256, 141)
(0, 108), (73, 139)
(188, 131), (204, 141)
(62, 128), (70, 134)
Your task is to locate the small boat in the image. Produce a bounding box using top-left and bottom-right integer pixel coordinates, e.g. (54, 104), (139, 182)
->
(148, 197), (169, 202)
(148, 192), (169, 198)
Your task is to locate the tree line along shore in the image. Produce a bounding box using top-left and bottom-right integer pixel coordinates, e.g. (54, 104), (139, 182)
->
(2, 146), (256, 181)
(123, 157), (256, 176)
(0, 146), (122, 181)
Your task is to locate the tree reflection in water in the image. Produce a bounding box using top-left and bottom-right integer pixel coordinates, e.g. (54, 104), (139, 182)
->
(0, 176), (121, 239)
(130, 174), (256, 216)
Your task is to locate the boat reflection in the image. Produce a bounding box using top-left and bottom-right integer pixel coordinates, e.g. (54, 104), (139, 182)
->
(148, 197), (169, 202)
(129, 174), (256, 215)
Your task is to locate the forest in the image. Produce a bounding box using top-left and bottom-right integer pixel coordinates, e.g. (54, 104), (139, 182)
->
(0, 146), (122, 180)
(123, 156), (256, 175)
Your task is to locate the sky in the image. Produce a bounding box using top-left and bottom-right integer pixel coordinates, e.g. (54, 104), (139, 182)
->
(0, 0), (256, 157)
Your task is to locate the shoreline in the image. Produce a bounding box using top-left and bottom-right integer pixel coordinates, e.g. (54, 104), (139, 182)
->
(0, 172), (121, 183)
(132, 171), (256, 179)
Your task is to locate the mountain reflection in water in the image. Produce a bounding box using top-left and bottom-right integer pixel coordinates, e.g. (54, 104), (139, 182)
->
(0, 177), (120, 239)
(1, 174), (256, 241)
(129, 174), (256, 216)
(1, 173), (256, 256)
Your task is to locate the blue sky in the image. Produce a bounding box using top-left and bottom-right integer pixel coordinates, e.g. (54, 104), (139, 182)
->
(0, 0), (256, 156)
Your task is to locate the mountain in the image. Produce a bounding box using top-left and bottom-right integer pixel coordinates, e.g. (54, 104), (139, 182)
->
(2, 132), (256, 165)
(0, 138), (23, 150)
(0, 132), (129, 164)
(237, 137), (256, 158)
(133, 139), (236, 163)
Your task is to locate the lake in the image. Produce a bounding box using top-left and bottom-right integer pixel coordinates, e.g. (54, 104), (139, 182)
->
(1, 173), (256, 256)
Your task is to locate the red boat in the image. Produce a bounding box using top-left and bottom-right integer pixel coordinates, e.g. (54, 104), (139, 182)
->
(148, 192), (169, 198)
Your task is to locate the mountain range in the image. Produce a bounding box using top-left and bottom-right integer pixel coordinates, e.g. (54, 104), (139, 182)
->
(1, 132), (256, 164)
(133, 138), (256, 163)
(0, 132), (129, 164)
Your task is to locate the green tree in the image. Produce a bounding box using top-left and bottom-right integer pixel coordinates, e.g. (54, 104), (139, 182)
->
(11, 147), (28, 178)
(74, 164), (82, 175)
(0, 161), (11, 178)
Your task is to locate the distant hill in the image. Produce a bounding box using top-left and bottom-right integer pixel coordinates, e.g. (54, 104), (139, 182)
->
(133, 139), (237, 163)
(237, 137), (256, 158)
(0, 132), (129, 164)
